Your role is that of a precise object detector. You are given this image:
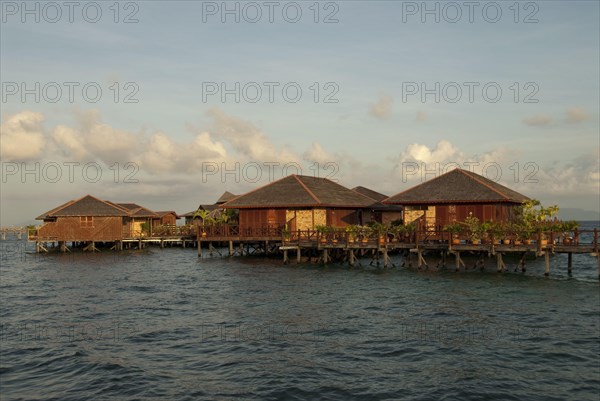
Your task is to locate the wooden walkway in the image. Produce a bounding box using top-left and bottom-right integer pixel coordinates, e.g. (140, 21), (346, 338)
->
(198, 226), (600, 279)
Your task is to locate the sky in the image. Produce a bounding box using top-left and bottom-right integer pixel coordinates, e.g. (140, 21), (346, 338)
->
(1, 0), (599, 225)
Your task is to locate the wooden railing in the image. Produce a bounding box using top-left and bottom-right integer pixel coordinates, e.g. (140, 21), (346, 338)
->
(198, 224), (282, 239)
(281, 228), (599, 250)
(196, 224), (599, 248)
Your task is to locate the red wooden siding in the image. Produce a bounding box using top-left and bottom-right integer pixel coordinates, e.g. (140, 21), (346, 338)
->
(431, 204), (518, 227)
(38, 216), (124, 241)
(239, 209), (286, 232)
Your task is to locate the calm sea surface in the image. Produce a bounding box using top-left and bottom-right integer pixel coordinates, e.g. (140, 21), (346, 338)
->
(1, 222), (599, 400)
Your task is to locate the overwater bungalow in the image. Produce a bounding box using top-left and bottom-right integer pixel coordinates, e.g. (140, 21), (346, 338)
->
(383, 168), (530, 229)
(112, 202), (159, 237)
(182, 191), (237, 225)
(352, 186), (403, 225)
(218, 174), (376, 235)
(35, 195), (130, 245)
(153, 211), (179, 226)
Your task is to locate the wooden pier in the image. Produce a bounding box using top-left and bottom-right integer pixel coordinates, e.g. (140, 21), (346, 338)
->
(27, 229), (197, 253)
(0, 226), (27, 240)
(198, 225), (600, 279)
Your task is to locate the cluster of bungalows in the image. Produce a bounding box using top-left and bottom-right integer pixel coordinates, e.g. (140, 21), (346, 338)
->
(210, 168), (528, 236)
(216, 174), (402, 237)
(32, 168), (530, 246)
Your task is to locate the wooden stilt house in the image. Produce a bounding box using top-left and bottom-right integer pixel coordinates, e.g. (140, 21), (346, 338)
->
(352, 186), (403, 225)
(383, 168), (530, 229)
(35, 195), (129, 242)
(219, 174), (376, 235)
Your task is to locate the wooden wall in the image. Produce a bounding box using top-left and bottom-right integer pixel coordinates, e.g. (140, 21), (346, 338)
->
(154, 214), (177, 226)
(429, 203), (516, 227)
(240, 208), (363, 231)
(326, 209), (359, 227)
(38, 216), (124, 241)
(239, 209), (287, 231)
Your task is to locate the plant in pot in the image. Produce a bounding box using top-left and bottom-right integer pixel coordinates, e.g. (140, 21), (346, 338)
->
(331, 227), (339, 244)
(193, 209), (211, 237)
(359, 225), (372, 244)
(487, 221), (504, 245)
(316, 225), (329, 244)
(560, 220), (579, 245)
(520, 225), (534, 245)
(480, 221), (492, 244)
(517, 200), (559, 246)
(404, 222), (417, 243)
(345, 225), (358, 244)
(390, 224), (406, 243)
(282, 224), (291, 244)
(369, 222), (388, 245)
(464, 214), (483, 245)
(443, 222), (463, 245)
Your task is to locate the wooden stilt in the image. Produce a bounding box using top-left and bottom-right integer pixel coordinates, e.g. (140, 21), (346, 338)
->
(519, 252), (526, 273)
(348, 249), (355, 267)
(323, 249), (328, 264)
(496, 253), (506, 272)
(454, 251), (464, 272)
(197, 241), (202, 257)
(544, 251), (550, 276)
(283, 249), (289, 264)
(160, 239), (164, 249)
(229, 241), (233, 256)
(59, 241), (70, 253)
(567, 252), (572, 275)
(383, 248), (389, 268)
(296, 247), (301, 263)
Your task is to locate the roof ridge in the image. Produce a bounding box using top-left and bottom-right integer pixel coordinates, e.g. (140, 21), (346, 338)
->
(457, 169), (509, 200)
(105, 200), (134, 213)
(382, 168), (459, 203)
(294, 175), (321, 204)
(220, 174), (298, 208)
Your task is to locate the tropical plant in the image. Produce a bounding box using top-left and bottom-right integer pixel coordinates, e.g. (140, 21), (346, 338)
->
(464, 214), (484, 242)
(193, 209), (210, 225)
(370, 222), (389, 236)
(140, 222), (150, 236)
(315, 225), (329, 234)
(281, 224), (291, 240)
(443, 222), (463, 236)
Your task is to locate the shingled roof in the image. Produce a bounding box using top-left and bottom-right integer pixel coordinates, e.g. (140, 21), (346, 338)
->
(384, 168), (530, 205)
(216, 191), (237, 204)
(352, 186), (389, 202)
(155, 211), (179, 218)
(115, 203), (159, 218)
(221, 175), (376, 209)
(36, 195), (129, 219)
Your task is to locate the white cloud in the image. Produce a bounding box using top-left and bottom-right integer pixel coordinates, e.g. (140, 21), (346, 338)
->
(0, 111), (46, 161)
(303, 142), (334, 165)
(204, 107), (298, 163)
(397, 140), (463, 165)
(522, 114), (554, 127)
(391, 140), (599, 200)
(369, 94), (393, 119)
(565, 107), (590, 123)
